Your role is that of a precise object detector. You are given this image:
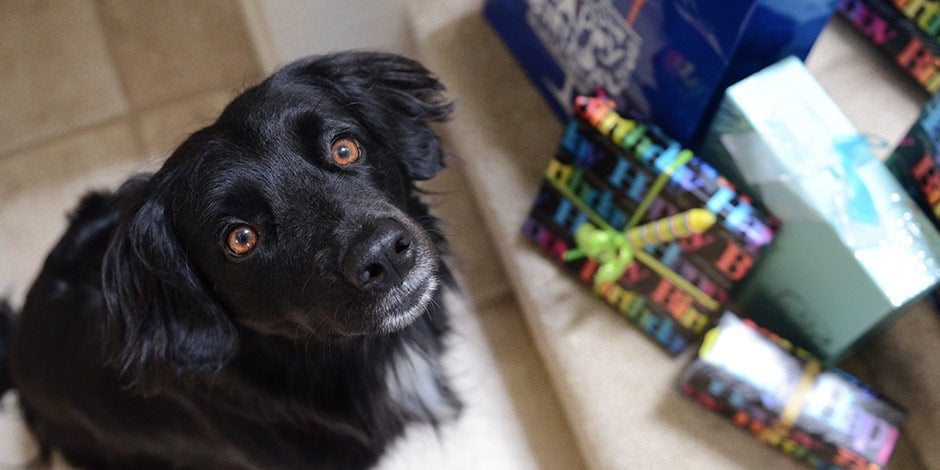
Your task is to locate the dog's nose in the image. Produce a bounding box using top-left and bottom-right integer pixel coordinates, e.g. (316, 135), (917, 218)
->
(342, 219), (416, 292)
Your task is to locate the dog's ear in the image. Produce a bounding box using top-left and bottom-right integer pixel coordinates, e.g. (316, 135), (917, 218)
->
(292, 52), (454, 180)
(102, 182), (238, 393)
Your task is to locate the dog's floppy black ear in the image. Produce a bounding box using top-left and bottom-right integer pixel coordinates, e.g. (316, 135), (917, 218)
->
(292, 52), (454, 180)
(102, 182), (238, 393)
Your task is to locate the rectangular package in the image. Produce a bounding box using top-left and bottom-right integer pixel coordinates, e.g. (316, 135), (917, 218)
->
(679, 313), (906, 470)
(523, 96), (775, 355)
(701, 56), (940, 362)
(484, 0), (837, 145)
(838, 0), (940, 94)
(885, 91), (940, 228)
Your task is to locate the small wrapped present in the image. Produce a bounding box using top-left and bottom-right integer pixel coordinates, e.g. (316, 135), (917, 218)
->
(484, 0), (837, 144)
(886, 92), (940, 228)
(679, 313), (906, 470)
(523, 96), (775, 355)
(701, 56), (940, 362)
(838, 0), (940, 94)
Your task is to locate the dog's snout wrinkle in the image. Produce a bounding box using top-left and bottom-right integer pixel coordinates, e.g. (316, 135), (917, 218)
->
(342, 219), (416, 292)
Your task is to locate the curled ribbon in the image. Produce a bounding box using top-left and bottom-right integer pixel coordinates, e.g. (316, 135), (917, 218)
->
(565, 209), (717, 285)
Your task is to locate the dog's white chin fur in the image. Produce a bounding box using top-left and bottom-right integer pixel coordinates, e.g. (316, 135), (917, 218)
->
(378, 270), (439, 333)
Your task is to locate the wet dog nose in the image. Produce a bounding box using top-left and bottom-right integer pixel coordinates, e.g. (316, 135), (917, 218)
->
(342, 219), (416, 292)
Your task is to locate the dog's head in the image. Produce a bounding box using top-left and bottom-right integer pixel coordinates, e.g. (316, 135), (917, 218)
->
(102, 52), (452, 386)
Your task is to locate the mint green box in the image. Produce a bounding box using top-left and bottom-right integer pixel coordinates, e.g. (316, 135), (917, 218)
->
(701, 57), (940, 363)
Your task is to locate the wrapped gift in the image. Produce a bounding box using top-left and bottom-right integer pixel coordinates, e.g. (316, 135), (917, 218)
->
(522, 96), (775, 355)
(838, 0), (940, 94)
(679, 313), (906, 470)
(484, 0), (837, 144)
(701, 56), (940, 362)
(886, 92), (940, 228)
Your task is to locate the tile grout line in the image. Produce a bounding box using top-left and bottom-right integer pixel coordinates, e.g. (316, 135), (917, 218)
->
(0, 86), (252, 164)
(0, 3), (268, 164)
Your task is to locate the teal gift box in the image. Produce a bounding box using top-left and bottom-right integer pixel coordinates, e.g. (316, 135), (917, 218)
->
(701, 57), (940, 363)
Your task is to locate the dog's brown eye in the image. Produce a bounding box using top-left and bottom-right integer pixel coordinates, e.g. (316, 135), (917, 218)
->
(331, 138), (360, 166)
(226, 226), (258, 257)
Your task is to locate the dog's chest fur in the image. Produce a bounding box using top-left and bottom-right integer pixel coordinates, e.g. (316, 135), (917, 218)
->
(385, 343), (458, 423)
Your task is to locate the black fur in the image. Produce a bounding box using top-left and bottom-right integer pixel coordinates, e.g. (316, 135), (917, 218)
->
(0, 300), (12, 398)
(5, 52), (460, 469)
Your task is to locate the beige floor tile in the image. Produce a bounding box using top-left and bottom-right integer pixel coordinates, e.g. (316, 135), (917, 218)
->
(136, 89), (241, 159)
(0, 120), (142, 199)
(0, 121), (155, 306)
(97, 0), (261, 110)
(469, 295), (586, 470)
(423, 160), (583, 468)
(0, 0), (128, 156)
(424, 162), (514, 309)
(0, 393), (41, 469)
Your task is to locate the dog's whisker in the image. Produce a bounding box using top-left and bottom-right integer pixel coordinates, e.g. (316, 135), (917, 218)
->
(299, 270), (318, 297)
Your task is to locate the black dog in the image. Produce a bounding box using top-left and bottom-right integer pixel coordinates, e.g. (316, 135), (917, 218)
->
(0, 52), (461, 469)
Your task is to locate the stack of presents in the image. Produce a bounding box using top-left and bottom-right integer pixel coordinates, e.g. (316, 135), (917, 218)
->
(486, 0), (940, 468)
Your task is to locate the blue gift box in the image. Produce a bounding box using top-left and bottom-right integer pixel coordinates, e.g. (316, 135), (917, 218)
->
(483, 0), (837, 145)
(701, 57), (940, 363)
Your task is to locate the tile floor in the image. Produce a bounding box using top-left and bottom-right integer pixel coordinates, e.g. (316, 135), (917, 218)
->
(0, 2), (582, 468)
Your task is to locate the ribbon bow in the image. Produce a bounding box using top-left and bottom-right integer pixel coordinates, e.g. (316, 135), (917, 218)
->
(565, 209), (717, 285)
(833, 136), (880, 226)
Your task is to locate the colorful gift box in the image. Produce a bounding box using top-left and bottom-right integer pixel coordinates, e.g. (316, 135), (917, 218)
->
(522, 96), (775, 355)
(885, 91), (940, 228)
(483, 0), (837, 145)
(678, 313), (906, 470)
(838, 0), (940, 94)
(701, 56), (940, 363)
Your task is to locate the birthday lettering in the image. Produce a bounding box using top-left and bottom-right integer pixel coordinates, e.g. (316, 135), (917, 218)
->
(650, 278), (693, 319)
(625, 169), (651, 203)
(897, 37), (940, 92)
(682, 307), (711, 333)
(580, 258), (599, 284)
(678, 231), (716, 252)
(832, 447), (868, 468)
(895, 0), (940, 38)
(620, 260), (650, 284)
(844, 0), (898, 45)
(548, 237), (570, 263)
(714, 243), (755, 281)
(594, 190), (629, 230)
(551, 199), (579, 231)
(599, 282), (639, 316)
(522, 217), (571, 264)
(912, 153), (940, 209)
(546, 159), (574, 186)
(677, 262), (729, 305)
(646, 196), (677, 221)
(522, 217), (552, 248)
(841, 0), (940, 92)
